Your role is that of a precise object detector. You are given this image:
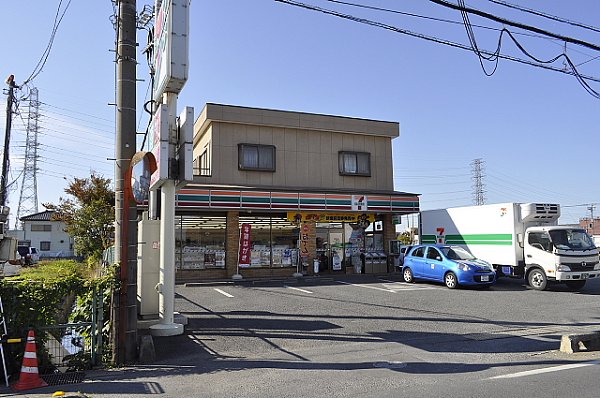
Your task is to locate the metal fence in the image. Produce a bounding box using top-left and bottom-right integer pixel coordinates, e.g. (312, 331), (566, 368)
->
(38, 288), (105, 377)
(40, 322), (95, 373)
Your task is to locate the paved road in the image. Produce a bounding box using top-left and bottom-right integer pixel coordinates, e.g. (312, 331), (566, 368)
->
(4, 274), (600, 397)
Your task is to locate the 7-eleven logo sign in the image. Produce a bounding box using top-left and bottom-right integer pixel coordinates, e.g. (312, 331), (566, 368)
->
(436, 228), (445, 244)
(352, 195), (368, 211)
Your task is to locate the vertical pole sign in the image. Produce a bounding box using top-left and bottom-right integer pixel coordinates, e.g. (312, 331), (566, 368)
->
(153, 0), (189, 102)
(148, 0), (190, 337)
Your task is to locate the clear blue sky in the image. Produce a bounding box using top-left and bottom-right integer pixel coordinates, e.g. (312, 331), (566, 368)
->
(2, 0), (599, 228)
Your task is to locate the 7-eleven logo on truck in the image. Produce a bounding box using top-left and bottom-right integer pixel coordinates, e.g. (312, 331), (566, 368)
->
(436, 228), (445, 244)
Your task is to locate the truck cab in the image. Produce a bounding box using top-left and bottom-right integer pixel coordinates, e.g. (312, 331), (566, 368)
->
(524, 226), (600, 290)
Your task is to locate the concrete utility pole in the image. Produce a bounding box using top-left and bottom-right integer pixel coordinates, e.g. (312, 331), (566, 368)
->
(1, 75), (18, 208)
(114, 0), (138, 364)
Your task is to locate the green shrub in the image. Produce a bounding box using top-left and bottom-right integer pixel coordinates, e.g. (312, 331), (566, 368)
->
(0, 260), (116, 373)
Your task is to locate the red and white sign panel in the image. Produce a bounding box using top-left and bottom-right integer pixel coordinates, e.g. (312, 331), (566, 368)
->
(238, 223), (252, 267)
(149, 104), (170, 190)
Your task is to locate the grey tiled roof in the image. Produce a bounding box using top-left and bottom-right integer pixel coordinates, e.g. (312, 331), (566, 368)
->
(19, 210), (56, 221)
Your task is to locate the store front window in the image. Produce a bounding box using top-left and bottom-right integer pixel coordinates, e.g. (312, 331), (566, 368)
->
(240, 213), (299, 268)
(175, 214), (226, 270)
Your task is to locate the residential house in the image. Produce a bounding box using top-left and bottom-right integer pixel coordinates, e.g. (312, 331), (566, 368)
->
(14, 210), (74, 258)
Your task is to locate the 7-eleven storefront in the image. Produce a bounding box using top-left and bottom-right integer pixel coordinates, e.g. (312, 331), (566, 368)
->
(173, 186), (419, 281)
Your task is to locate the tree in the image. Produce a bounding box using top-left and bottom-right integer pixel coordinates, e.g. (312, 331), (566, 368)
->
(44, 173), (115, 262)
(397, 231), (412, 245)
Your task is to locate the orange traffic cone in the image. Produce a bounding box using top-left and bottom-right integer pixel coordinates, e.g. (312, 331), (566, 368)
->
(12, 329), (48, 391)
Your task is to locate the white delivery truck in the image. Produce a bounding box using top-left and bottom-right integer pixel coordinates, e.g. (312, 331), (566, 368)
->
(420, 203), (600, 291)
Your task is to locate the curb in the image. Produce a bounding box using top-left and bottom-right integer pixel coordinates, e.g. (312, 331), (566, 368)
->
(560, 331), (600, 353)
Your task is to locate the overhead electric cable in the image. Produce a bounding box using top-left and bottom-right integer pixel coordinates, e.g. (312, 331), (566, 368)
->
(23, 0), (74, 85)
(484, 0), (600, 34)
(275, 0), (600, 98)
(427, 0), (600, 52)
(40, 102), (114, 124)
(325, 0), (561, 43)
(458, 0), (501, 75)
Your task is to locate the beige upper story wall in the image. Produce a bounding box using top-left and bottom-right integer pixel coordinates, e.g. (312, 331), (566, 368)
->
(193, 104), (399, 191)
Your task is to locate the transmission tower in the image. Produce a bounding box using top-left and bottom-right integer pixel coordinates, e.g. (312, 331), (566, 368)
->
(16, 87), (40, 224)
(471, 158), (486, 206)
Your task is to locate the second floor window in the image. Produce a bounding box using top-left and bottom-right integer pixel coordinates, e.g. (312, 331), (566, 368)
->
(238, 144), (275, 171)
(195, 146), (211, 176)
(339, 151), (371, 176)
(31, 224), (52, 232)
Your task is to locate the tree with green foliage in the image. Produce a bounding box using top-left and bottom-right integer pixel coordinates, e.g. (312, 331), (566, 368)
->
(397, 231), (412, 244)
(44, 173), (115, 262)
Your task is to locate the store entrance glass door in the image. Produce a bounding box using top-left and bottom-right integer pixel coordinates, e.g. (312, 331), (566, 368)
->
(316, 223), (345, 273)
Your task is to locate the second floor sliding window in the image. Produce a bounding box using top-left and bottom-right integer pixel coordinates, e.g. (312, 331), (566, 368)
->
(238, 144), (276, 171)
(339, 151), (371, 176)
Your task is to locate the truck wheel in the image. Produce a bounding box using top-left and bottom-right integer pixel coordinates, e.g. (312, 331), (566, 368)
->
(444, 272), (458, 289)
(528, 269), (547, 291)
(565, 280), (586, 291)
(403, 268), (414, 283)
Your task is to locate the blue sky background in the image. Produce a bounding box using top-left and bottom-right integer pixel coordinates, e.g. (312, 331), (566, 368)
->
(1, 0), (599, 228)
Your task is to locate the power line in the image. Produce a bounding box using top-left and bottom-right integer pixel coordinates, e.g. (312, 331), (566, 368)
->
(428, 0), (600, 52)
(40, 102), (114, 124)
(331, 0), (599, 67)
(458, 0), (500, 76)
(274, 0), (600, 98)
(41, 113), (114, 133)
(23, 0), (74, 86)
(483, 0), (600, 34)
(40, 129), (113, 149)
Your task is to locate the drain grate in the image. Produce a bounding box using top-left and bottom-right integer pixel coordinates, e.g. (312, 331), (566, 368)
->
(373, 361), (407, 369)
(41, 371), (85, 386)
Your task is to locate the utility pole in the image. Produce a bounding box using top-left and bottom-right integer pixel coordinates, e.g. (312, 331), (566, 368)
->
(114, 0), (138, 364)
(1, 75), (18, 208)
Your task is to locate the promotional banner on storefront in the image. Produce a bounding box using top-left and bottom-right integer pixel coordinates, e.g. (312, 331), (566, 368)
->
(287, 212), (375, 223)
(238, 223), (252, 267)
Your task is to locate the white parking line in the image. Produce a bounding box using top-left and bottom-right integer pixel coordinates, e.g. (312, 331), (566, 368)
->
(336, 281), (397, 293)
(284, 285), (313, 294)
(378, 279), (439, 291)
(488, 360), (600, 379)
(214, 288), (234, 298)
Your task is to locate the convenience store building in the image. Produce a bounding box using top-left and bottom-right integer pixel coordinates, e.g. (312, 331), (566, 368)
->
(172, 103), (419, 281)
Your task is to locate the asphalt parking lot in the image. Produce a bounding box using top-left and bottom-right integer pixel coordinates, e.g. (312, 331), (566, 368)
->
(6, 274), (600, 397)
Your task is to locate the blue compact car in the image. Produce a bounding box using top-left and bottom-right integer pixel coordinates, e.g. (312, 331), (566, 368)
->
(402, 244), (496, 289)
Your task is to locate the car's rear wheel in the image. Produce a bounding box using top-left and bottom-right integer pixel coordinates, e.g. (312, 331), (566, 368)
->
(444, 272), (458, 289)
(403, 268), (414, 283)
(565, 280), (586, 291)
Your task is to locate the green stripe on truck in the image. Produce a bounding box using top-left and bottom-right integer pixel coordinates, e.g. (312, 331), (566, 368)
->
(422, 234), (512, 245)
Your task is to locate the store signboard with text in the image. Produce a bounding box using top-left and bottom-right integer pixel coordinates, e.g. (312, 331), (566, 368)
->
(153, 0), (190, 101)
(287, 212), (375, 223)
